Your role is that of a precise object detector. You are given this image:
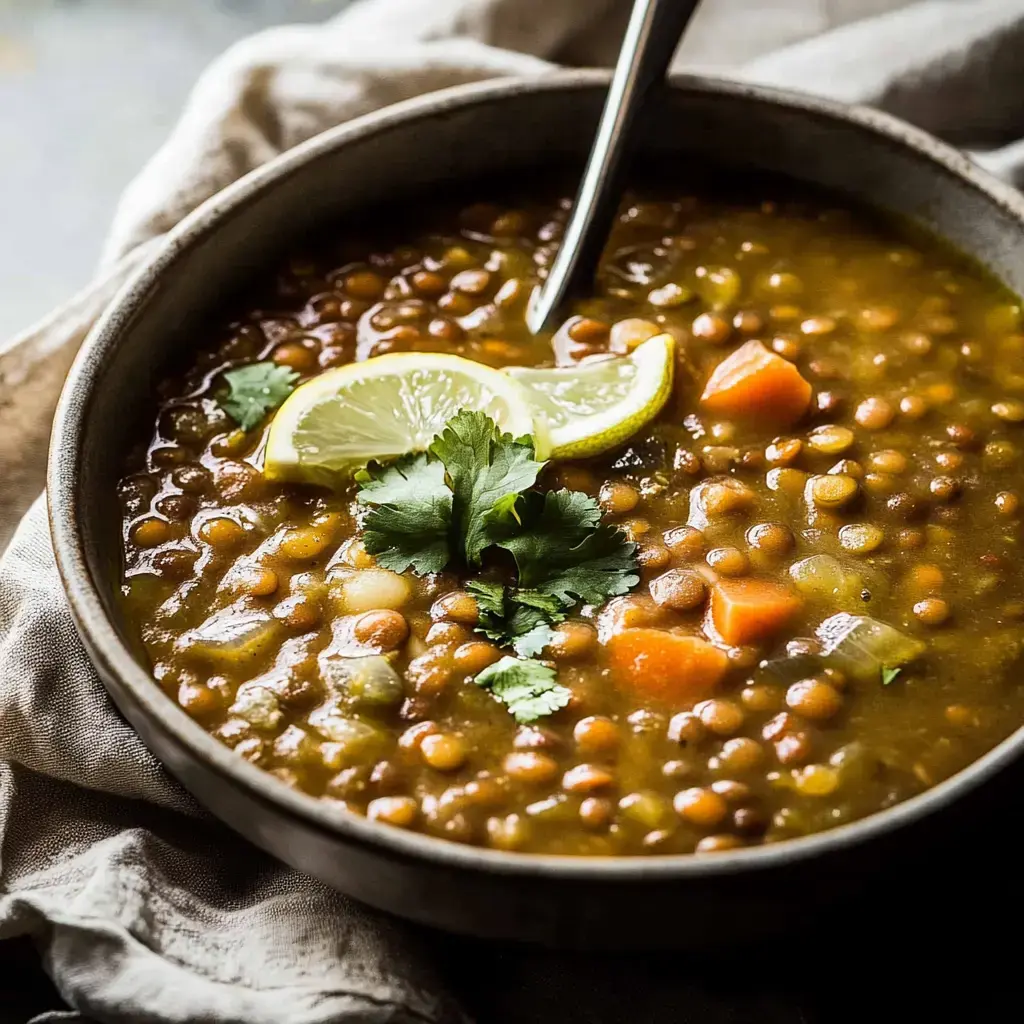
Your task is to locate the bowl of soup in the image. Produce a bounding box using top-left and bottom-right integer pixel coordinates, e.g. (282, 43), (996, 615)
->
(48, 72), (1024, 945)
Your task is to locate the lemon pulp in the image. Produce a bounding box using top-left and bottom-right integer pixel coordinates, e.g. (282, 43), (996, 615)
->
(264, 352), (545, 484)
(504, 333), (675, 458)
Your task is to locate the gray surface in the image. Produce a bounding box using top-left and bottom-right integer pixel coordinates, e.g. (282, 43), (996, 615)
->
(0, 0), (349, 341)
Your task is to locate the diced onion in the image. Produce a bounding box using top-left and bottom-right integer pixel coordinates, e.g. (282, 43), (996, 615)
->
(816, 612), (925, 682)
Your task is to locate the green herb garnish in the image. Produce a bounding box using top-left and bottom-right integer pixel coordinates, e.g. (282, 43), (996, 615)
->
(428, 411), (545, 565)
(473, 655), (572, 724)
(220, 362), (299, 430)
(467, 581), (562, 658)
(881, 665), (902, 686)
(356, 411), (639, 614)
(355, 410), (640, 717)
(495, 489), (639, 606)
(356, 453), (453, 574)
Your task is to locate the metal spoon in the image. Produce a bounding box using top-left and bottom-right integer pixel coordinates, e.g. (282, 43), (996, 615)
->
(526, 0), (704, 335)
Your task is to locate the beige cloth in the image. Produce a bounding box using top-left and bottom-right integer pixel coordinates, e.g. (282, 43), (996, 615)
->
(2, 0), (1024, 1021)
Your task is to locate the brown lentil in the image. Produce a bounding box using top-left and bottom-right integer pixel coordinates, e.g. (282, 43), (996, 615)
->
(663, 525), (706, 560)
(421, 733), (468, 772)
(706, 547), (750, 577)
(692, 312), (732, 344)
(695, 699), (745, 736)
(713, 737), (765, 772)
(431, 591), (479, 625)
(503, 751), (559, 785)
(367, 796), (418, 827)
(745, 522), (794, 556)
(786, 678), (843, 720)
(649, 568), (708, 611)
(351, 609), (408, 649)
(562, 764), (616, 793)
(667, 712), (707, 745)
(855, 396), (895, 430)
(838, 523), (884, 554)
(599, 481), (640, 515)
(914, 598), (951, 627)
(452, 641), (502, 675)
(579, 797), (614, 829)
(673, 788), (728, 828)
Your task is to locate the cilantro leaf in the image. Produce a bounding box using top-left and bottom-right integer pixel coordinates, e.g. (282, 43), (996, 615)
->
(505, 590), (567, 655)
(220, 362), (299, 431)
(535, 525), (640, 606)
(473, 655), (571, 723)
(497, 489), (639, 606)
(429, 410), (545, 565)
(356, 451), (449, 505)
(356, 453), (453, 574)
(467, 580), (512, 645)
(482, 492), (524, 531)
(465, 580), (506, 618)
(881, 665), (902, 686)
(468, 582), (563, 656)
(496, 490), (602, 585)
(503, 603), (562, 658)
(510, 588), (567, 619)
(510, 621), (557, 659)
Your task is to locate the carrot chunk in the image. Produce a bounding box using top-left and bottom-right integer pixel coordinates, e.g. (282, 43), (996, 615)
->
(700, 339), (812, 426)
(606, 628), (728, 702)
(710, 578), (804, 646)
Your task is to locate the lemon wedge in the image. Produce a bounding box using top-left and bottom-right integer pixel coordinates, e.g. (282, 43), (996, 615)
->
(505, 333), (675, 459)
(264, 352), (546, 484)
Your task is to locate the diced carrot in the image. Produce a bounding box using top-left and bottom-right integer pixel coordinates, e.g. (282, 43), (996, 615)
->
(700, 339), (812, 426)
(606, 628), (728, 703)
(710, 578), (804, 646)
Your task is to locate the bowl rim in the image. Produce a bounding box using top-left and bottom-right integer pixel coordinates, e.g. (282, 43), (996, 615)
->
(48, 68), (1024, 881)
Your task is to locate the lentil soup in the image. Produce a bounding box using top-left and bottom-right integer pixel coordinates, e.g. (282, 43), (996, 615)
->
(118, 187), (1024, 856)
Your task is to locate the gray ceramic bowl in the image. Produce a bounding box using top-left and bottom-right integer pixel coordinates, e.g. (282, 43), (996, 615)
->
(49, 72), (1024, 946)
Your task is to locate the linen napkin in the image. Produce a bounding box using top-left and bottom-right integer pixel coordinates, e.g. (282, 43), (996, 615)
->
(2, 1), (1024, 1021)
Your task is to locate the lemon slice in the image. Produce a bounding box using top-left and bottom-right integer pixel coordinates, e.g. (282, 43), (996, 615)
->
(505, 334), (675, 459)
(265, 352), (546, 484)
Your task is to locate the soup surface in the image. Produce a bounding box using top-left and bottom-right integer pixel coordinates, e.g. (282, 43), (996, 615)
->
(118, 186), (1024, 856)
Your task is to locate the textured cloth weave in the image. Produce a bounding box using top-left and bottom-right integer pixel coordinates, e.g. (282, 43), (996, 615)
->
(2, 1), (1023, 1020)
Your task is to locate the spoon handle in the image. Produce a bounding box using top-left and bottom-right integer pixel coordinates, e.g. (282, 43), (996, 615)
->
(526, 0), (703, 335)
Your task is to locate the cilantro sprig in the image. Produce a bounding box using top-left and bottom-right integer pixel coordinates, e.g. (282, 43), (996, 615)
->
(355, 410), (640, 720)
(427, 411), (545, 565)
(467, 580), (562, 658)
(474, 656), (571, 724)
(495, 489), (639, 605)
(220, 362), (299, 431)
(356, 411), (640, 618)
